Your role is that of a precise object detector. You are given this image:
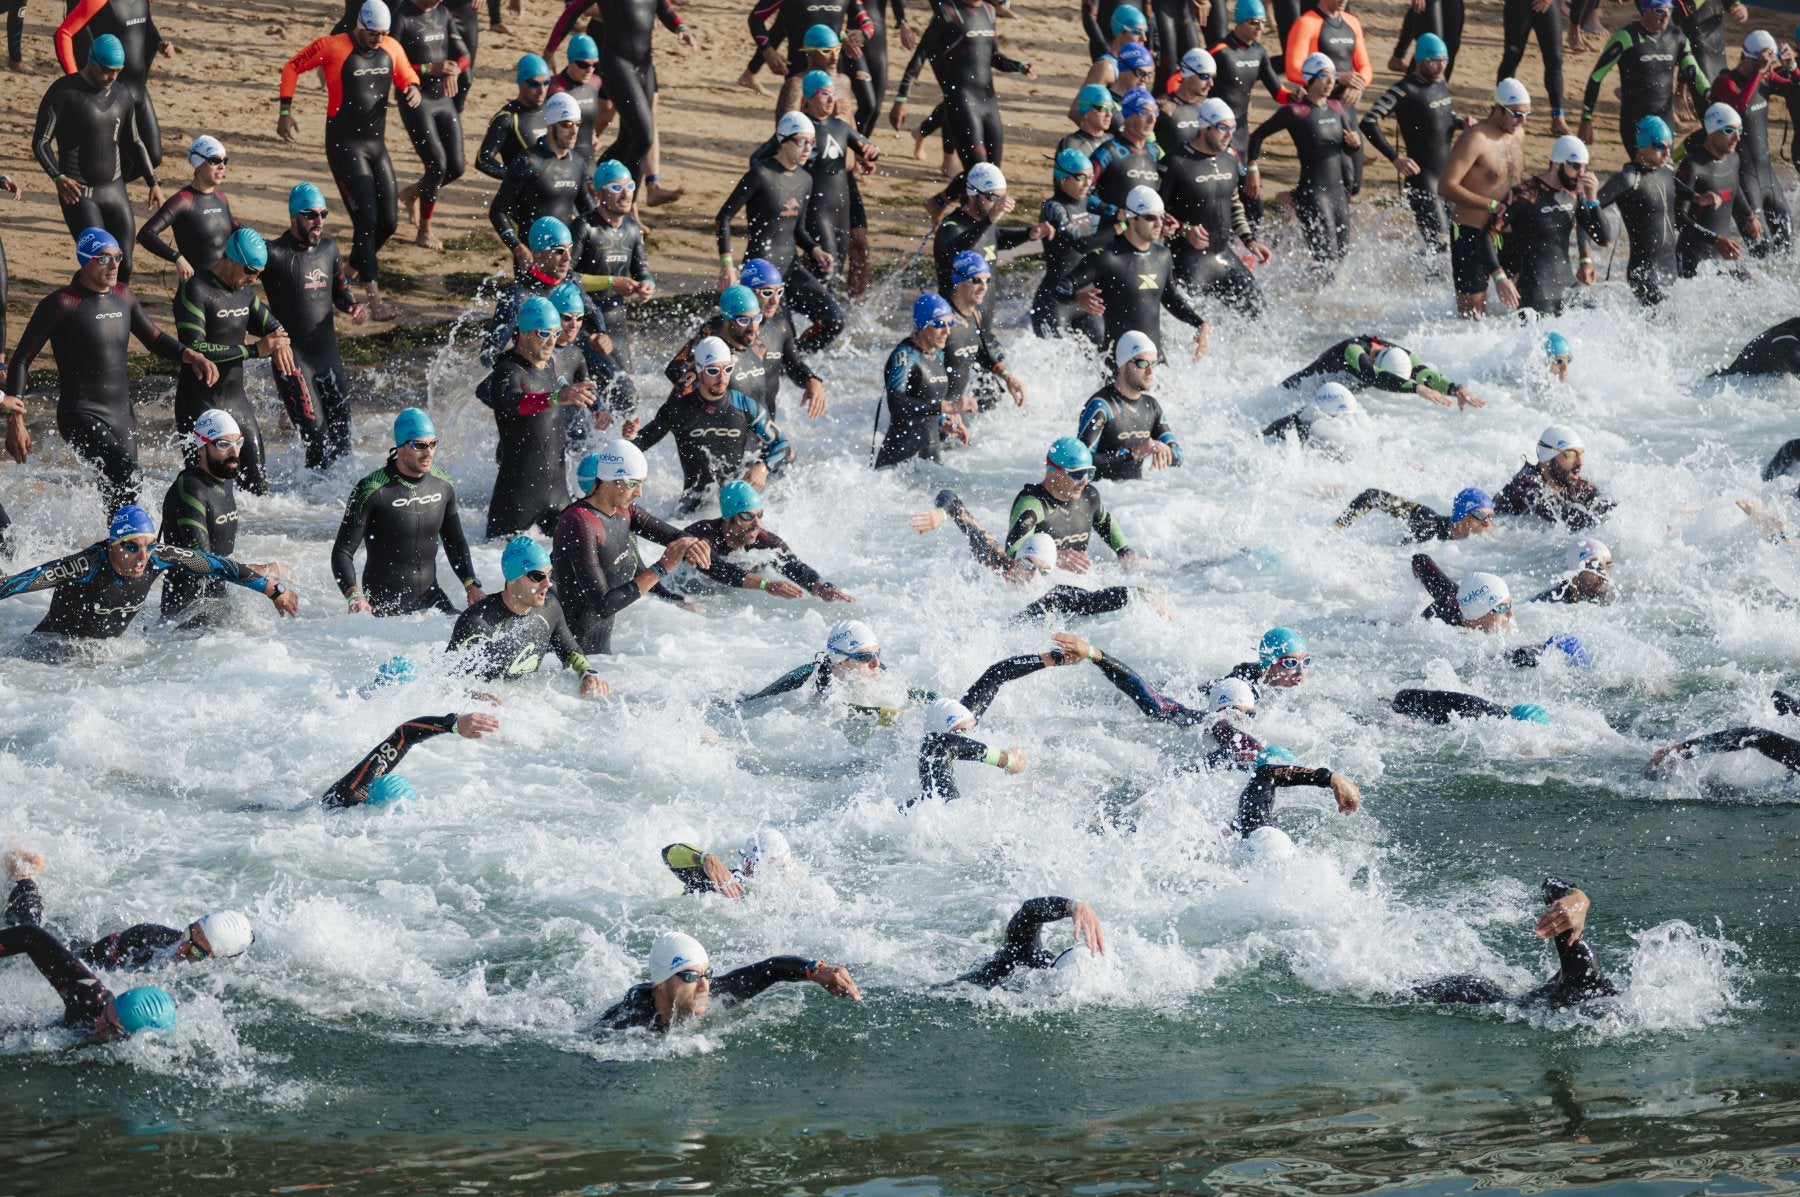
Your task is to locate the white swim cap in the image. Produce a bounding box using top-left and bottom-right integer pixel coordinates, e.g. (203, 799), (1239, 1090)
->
(1300, 51), (1336, 81)
(742, 828), (792, 871)
(187, 135), (226, 169)
(777, 111), (816, 141)
(588, 438), (648, 482)
(693, 336), (734, 371)
(1373, 345), (1412, 378)
(1744, 30), (1777, 56)
(1196, 97), (1236, 129)
(1456, 571), (1512, 618)
(191, 409), (241, 445)
(1549, 134), (1590, 165)
(1016, 531), (1058, 568)
(543, 92), (582, 126)
(1180, 47), (1217, 76)
(193, 910), (254, 958)
(1493, 77), (1531, 108)
(649, 931), (709, 984)
(1308, 381), (1362, 421)
(1536, 424), (1584, 462)
(1703, 102), (1743, 134)
(1125, 185), (1164, 216)
(826, 619), (878, 659)
(924, 697), (976, 734)
(1209, 677), (1256, 714)
(358, 0), (391, 30)
(1113, 329), (1158, 368)
(1566, 537), (1611, 573)
(1240, 826), (1296, 859)
(966, 162), (1007, 195)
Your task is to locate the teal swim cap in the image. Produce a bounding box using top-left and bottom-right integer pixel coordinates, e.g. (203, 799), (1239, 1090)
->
(515, 295), (559, 334)
(719, 284), (760, 320)
(719, 479), (763, 519)
(1077, 84), (1119, 113)
(1111, 4), (1147, 33)
(288, 182), (326, 216)
(365, 774), (416, 805)
(802, 69), (835, 97)
(1259, 626), (1308, 666)
(802, 23), (840, 49)
(1510, 703), (1550, 724)
(528, 215), (571, 251)
(1054, 148), (1093, 178)
(223, 228), (268, 271)
(393, 408), (436, 446)
(1635, 114), (1673, 148)
(550, 281), (586, 316)
(1046, 436), (1094, 473)
(113, 986), (176, 1035)
(567, 33), (599, 60)
(1234, 0), (1266, 20)
(593, 159), (634, 189)
(1254, 745), (1297, 768)
(89, 34), (125, 69)
(502, 535), (552, 581)
(375, 654), (416, 686)
(1543, 330), (1572, 359)
(516, 53), (551, 83)
(1415, 32), (1448, 60)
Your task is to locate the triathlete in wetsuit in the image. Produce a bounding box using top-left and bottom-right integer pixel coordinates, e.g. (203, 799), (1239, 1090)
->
(931, 163), (1046, 324)
(1247, 54), (1360, 275)
(1495, 0), (1569, 135)
(1060, 85), (1119, 164)
(665, 286), (823, 424)
(632, 335), (791, 511)
(1578, 0), (1707, 158)
(0, 504), (293, 644)
(491, 94), (594, 270)
(953, 896), (1106, 986)
(1595, 115), (1680, 305)
(1262, 381), (1370, 444)
(476, 55), (551, 181)
(1004, 437), (1140, 566)
(1646, 691), (1800, 773)
(891, 0), (1034, 174)
(1672, 0), (1745, 88)
(1078, 331), (1180, 481)
(1488, 136), (1607, 315)
(479, 296), (595, 538)
(1674, 108), (1759, 277)
(331, 408), (484, 615)
(1719, 318), (1800, 378)
(661, 829), (793, 898)
(573, 160), (656, 369)
(33, 37), (160, 282)
(748, 0), (874, 113)
(1494, 424), (1612, 531)
(320, 709), (500, 807)
(1158, 98), (1269, 315)
(1054, 632), (1266, 770)
(1529, 538), (1611, 604)
(1056, 186), (1208, 358)
(1230, 744), (1362, 835)
(262, 183), (368, 470)
(1209, 0), (1299, 228)
(551, 440), (700, 653)
(443, 0), (491, 108)
(0, 923), (171, 1041)
(447, 535), (609, 695)
(1280, 334), (1483, 408)
(158, 409), (248, 623)
(1034, 149), (1108, 340)
(480, 217), (582, 365)
(5, 228), (216, 515)
(277, 2), (423, 319)
(939, 252), (1024, 415)
(681, 479), (854, 601)
(55, 0), (170, 188)
(733, 618), (921, 719)
(1335, 485), (1495, 542)
(1410, 879), (1618, 1008)
(574, 0), (698, 192)
(1392, 688), (1549, 724)
(1360, 36), (1460, 251)
(392, 0), (470, 249)
(917, 647), (1073, 803)
(1089, 88), (1165, 218)
(172, 229), (291, 496)
(135, 135), (237, 277)
(1709, 34), (1794, 256)
(1155, 48), (1217, 155)
(592, 930), (859, 1032)
(875, 293), (959, 467)
(1282, 0), (1371, 193)
(752, 72), (878, 296)
(717, 112), (840, 351)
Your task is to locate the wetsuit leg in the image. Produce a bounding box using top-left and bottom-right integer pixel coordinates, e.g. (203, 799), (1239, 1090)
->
(1296, 186), (1349, 275)
(449, 0), (479, 110)
(1496, 0), (1562, 115)
(599, 55), (655, 179)
(1743, 165), (1792, 257)
(403, 98), (465, 210)
(328, 138), (398, 284)
(0, 924), (112, 1029)
(0, 496), (11, 558)
(0, 0), (22, 63)
(861, 14), (888, 138)
(1413, 974), (1510, 1003)
(786, 260), (844, 350)
(1271, 0), (1303, 71)
(1403, 175), (1448, 252)
(1013, 584), (1131, 622)
(56, 409), (140, 516)
(292, 353), (353, 470)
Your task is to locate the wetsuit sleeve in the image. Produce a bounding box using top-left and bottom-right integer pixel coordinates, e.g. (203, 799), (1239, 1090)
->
(738, 661), (819, 703)
(31, 89), (62, 182)
(490, 156), (532, 247)
(663, 332), (700, 386)
(78, 924), (182, 969)
(438, 488), (479, 590)
(148, 544), (276, 595)
(476, 110), (515, 180)
(136, 191), (189, 264)
(955, 896), (1072, 986)
(0, 924), (115, 1034)
(164, 473), (212, 552)
(937, 490), (1011, 571)
(328, 243), (358, 313)
(331, 473), (381, 596)
(1596, 166), (1638, 210)
(1411, 552), (1462, 623)
(279, 37), (333, 105)
(661, 843), (717, 893)
(54, 0), (109, 74)
(321, 714), (460, 806)
(1583, 30), (1632, 120)
(897, 16), (952, 97)
(1761, 439), (1800, 481)
(0, 548), (101, 600)
(1092, 653), (1205, 725)
(381, 34), (422, 91)
(1232, 764), (1332, 834)
(960, 654), (1050, 716)
(1261, 412), (1304, 439)
(731, 391), (789, 464)
(123, 286), (186, 362)
(1090, 492), (1133, 556)
(1359, 81), (1408, 162)
(1245, 105), (1296, 164)
(715, 172), (757, 257)
(1160, 271), (1207, 329)
(1392, 689), (1510, 722)
(633, 399), (676, 452)
(1053, 243), (1103, 299)
(709, 956), (816, 1007)
(1676, 33), (1707, 96)
(756, 530), (823, 588)
(544, 0), (595, 55)
(1410, 361), (1456, 393)
(4, 879), (42, 927)
(7, 293), (71, 396)
(1013, 584), (1134, 622)
(1257, 46), (1297, 102)
(1336, 487), (1414, 530)
(1675, 727), (1800, 770)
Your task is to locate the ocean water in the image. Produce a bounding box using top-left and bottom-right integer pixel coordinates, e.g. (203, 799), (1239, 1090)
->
(0, 202), (1796, 1195)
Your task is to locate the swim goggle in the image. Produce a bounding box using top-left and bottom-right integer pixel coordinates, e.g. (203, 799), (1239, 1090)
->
(1272, 654), (1311, 670)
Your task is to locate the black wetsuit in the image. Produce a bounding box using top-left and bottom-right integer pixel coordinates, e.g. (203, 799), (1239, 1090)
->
(666, 316), (817, 422)
(394, 0), (470, 213)
(331, 459), (480, 614)
(443, 0), (486, 107)
(594, 955), (818, 1031)
(1005, 480), (1134, 558)
(940, 304), (1002, 412)
(876, 337), (953, 467)
(550, 497), (684, 653)
(1032, 193), (1107, 338)
(173, 269), (283, 496)
(1360, 70), (1457, 251)
(1247, 98), (1357, 272)
(1157, 139), (1263, 314)
(136, 185), (237, 274)
(478, 349), (572, 538)
(1090, 651), (1264, 769)
(571, 207), (652, 368)
(0, 540), (272, 640)
(1335, 489), (1455, 541)
(0, 924), (118, 1037)
(6, 278), (186, 515)
(1280, 335), (1456, 396)
(1054, 232), (1206, 356)
(928, 488), (1135, 621)
(32, 72), (157, 283)
(1493, 462), (1611, 530)
(1722, 321), (1800, 379)
(1491, 176), (1607, 315)
(1412, 551), (1467, 625)
(634, 387), (789, 508)
(157, 464), (238, 621)
(447, 592), (595, 685)
(57, 0), (166, 186)
(1673, 0), (1730, 87)
(1392, 688), (1512, 722)
(751, 115), (871, 292)
(262, 229), (358, 469)
(1078, 383), (1179, 480)
(1674, 130), (1753, 277)
(955, 896), (1078, 986)
(321, 712), (459, 807)
(1413, 879), (1620, 1008)
(490, 138), (594, 252)
(480, 265), (598, 365)
(1210, 31), (1294, 228)
(1709, 63), (1792, 255)
(1497, 0), (1566, 122)
(681, 516), (829, 591)
(932, 206), (1036, 323)
(1596, 160), (1680, 305)
(1668, 726), (1800, 772)
(582, 0), (689, 181)
(476, 100), (549, 181)
(898, 0), (1026, 171)
(917, 652), (1050, 803)
(549, 68), (602, 165)
(717, 157), (840, 351)
(1583, 23), (1707, 157)
(4, 878), (183, 969)
(1089, 133), (1165, 222)
(1231, 761), (1338, 835)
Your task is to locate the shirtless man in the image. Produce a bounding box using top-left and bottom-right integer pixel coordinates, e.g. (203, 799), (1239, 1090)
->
(1437, 78), (1531, 318)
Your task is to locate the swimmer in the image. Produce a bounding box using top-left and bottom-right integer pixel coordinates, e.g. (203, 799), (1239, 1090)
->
(953, 896), (1106, 986)
(661, 828), (794, 898)
(320, 709), (502, 807)
(1493, 424), (1613, 530)
(591, 930), (859, 1032)
(1408, 878), (1617, 1008)
(1335, 485), (1495, 542)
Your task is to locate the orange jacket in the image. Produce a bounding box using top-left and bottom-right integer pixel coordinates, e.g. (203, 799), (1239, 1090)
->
(278, 32), (420, 116)
(1283, 8), (1371, 89)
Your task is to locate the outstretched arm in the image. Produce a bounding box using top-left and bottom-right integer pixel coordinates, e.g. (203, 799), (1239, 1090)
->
(321, 714), (463, 807)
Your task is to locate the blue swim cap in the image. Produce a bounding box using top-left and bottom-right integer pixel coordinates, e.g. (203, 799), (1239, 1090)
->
(549, 280), (586, 316)
(1118, 44), (1155, 74)
(515, 295), (560, 334)
(1542, 633), (1592, 668)
(576, 452), (602, 489)
(1635, 114), (1673, 148)
(1110, 3), (1147, 33)
(288, 182), (327, 216)
(719, 479), (764, 519)
(75, 226), (121, 265)
(1254, 745), (1298, 768)
(567, 33), (599, 60)
(802, 69), (835, 97)
(1509, 702), (1550, 724)
(1415, 32), (1449, 60)
(393, 407), (437, 446)
(1259, 626), (1307, 666)
(223, 228), (268, 271)
(1235, 0), (1266, 20)
(740, 258), (784, 289)
(88, 33), (125, 69)
(802, 23), (840, 49)
(528, 215), (572, 252)
(502, 534), (552, 581)
(364, 774), (416, 806)
(719, 284), (761, 320)
(373, 654), (416, 687)
(108, 504), (155, 543)
(1121, 86), (1158, 120)
(1046, 436), (1095, 473)
(1054, 148), (1093, 179)
(113, 986), (176, 1035)
(1543, 330), (1572, 359)
(1077, 83), (1119, 113)
(912, 292), (953, 329)
(516, 53), (551, 83)
(951, 249), (991, 283)
(592, 159), (633, 190)
(1452, 487), (1494, 522)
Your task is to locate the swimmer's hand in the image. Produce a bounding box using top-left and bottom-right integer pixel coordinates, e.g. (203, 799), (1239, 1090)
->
(809, 961), (861, 999)
(703, 853), (745, 900)
(1328, 772), (1361, 814)
(456, 712), (502, 739)
(909, 507), (947, 533)
(1070, 899), (1106, 954)
(4, 846), (45, 881)
(1535, 889), (1589, 943)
